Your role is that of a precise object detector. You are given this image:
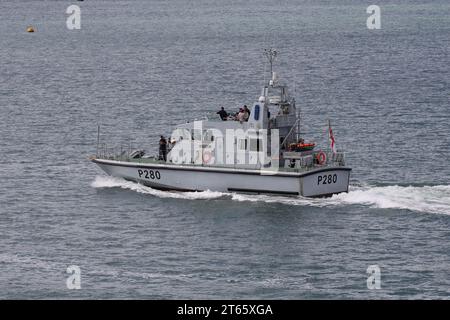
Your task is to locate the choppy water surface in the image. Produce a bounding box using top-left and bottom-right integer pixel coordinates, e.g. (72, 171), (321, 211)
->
(0, 0), (449, 299)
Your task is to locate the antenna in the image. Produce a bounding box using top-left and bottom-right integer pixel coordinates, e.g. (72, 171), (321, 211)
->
(264, 48), (278, 75)
(96, 124), (100, 157)
(262, 33), (268, 86)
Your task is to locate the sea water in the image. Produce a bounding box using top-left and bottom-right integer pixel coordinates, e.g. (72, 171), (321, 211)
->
(0, 0), (449, 299)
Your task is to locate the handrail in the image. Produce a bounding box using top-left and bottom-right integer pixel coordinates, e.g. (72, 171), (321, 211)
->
(280, 118), (299, 149)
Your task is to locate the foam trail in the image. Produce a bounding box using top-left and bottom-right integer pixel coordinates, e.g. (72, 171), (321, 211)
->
(230, 193), (330, 207)
(91, 176), (225, 200)
(92, 176), (450, 215)
(233, 185), (450, 215)
(331, 185), (450, 215)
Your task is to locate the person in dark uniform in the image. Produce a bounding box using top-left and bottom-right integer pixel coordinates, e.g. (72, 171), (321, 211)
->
(217, 107), (228, 121)
(159, 136), (167, 161)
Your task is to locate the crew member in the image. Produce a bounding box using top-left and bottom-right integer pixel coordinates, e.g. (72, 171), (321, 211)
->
(159, 135), (167, 161)
(217, 107), (228, 121)
(243, 105), (250, 121)
(237, 108), (245, 123)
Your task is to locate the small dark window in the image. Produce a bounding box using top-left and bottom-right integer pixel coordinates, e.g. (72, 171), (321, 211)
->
(254, 105), (260, 121)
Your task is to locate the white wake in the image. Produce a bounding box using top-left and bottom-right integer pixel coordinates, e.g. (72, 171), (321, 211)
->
(91, 176), (450, 215)
(331, 184), (450, 215)
(91, 175), (225, 200)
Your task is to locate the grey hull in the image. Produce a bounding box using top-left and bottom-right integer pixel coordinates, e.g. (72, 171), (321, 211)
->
(92, 159), (351, 197)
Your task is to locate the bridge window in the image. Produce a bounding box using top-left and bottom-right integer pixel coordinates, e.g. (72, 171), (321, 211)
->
(250, 139), (262, 152)
(238, 139), (247, 150)
(191, 129), (203, 140)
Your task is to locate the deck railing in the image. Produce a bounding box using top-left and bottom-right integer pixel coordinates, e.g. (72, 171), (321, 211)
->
(95, 143), (347, 171)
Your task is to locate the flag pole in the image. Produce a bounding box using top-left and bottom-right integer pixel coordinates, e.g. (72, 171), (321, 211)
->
(328, 119), (331, 154)
(328, 119), (336, 155)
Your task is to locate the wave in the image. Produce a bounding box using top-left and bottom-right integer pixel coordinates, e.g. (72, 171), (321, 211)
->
(0, 253), (190, 282)
(91, 176), (450, 215)
(331, 184), (450, 215)
(232, 184), (450, 215)
(91, 176), (225, 200)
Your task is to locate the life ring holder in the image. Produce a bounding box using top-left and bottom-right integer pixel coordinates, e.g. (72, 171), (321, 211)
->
(316, 151), (327, 165)
(202, 150), (213, 165)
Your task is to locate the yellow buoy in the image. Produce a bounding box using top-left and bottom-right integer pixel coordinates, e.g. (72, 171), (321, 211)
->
(26, 26), (35, 33)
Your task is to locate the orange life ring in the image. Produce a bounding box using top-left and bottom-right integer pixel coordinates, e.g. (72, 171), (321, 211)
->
(316, 151), (327, 165)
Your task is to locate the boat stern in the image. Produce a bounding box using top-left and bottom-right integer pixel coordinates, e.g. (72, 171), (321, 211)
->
(300, 167), (351, 197)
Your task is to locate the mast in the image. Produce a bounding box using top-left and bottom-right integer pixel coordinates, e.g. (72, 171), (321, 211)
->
(96, 124), (100, 157)
(264, 48), (278, 79)
(296, 99), (300, 141)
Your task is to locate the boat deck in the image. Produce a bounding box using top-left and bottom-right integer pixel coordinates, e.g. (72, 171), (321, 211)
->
(94, 155), (344, 173)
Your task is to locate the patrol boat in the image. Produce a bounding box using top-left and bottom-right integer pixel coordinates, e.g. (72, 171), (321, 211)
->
(91, 49), (351, 197)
